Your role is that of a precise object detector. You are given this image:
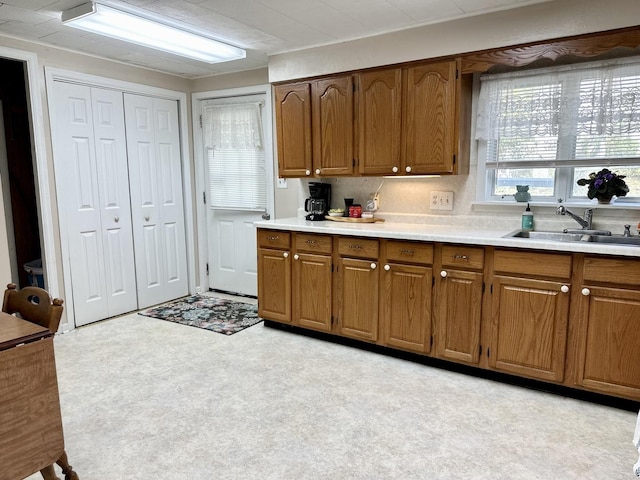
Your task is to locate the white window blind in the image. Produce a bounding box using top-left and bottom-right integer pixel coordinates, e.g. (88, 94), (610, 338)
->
(477, 58), (640, 170)
(203, 102), (267, 211)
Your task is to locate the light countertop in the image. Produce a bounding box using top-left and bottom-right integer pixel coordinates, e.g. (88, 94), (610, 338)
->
(256, 217), (640, 257)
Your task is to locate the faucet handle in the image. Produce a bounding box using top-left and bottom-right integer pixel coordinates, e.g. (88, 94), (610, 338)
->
(624, 224), (631, 237)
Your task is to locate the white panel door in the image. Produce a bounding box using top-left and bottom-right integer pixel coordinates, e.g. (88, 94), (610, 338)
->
(125, 94), (188, 308)
(52, 83), (137, 326)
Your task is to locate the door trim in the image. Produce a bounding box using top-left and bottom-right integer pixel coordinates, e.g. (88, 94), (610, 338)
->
(0, 47), (62, 327)
(192, 85), (275, 295)
(44, 67), (196, 330)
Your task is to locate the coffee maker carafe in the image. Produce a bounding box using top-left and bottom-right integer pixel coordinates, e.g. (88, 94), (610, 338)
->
(305, 182), (331, 221)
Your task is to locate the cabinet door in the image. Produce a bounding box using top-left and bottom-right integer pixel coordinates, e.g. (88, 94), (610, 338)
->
(380, 262), (432, 353)
(312, 76), (354, 176)
(574, 285), (640, 400)
(293, 253), (332, 332)
(274, 83), (313, 178)
(357, 69), (402, 175)
(257, 248), (291, 323)
(490, 275), (570, 382)
(336, 257), (378, 341)
(435, 269), (483, 365)
(403, 60), (458, 174)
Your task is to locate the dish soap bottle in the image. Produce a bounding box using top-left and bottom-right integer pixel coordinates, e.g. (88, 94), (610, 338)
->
(521, 203), (534, 231)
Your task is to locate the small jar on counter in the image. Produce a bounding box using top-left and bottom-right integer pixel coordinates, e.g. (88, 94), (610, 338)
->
(349, 205), (362, 218)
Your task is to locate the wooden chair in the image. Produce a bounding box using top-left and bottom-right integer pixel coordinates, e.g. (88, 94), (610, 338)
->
(2, 283), (79, 480)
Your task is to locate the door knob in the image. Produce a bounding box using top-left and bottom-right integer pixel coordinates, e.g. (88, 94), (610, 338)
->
(145, 216), (150, 221)
(440, 270), (448, 278)
(114, 216), (119, 223)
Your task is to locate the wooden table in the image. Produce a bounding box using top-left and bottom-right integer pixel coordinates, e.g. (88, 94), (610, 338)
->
(0, 313), (66, 480)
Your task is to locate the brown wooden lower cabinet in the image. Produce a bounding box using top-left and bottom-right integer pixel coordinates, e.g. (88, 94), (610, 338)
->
(256, 228), (640, 401)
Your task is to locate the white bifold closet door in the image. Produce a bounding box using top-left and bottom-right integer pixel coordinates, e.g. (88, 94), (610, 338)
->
(52, 83), (137, 326)
(124, 94), (188, 309)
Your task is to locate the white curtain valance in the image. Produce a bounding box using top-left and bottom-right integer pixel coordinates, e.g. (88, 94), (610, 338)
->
(204, 102), (263, 150)
(476, 57), (640, 165)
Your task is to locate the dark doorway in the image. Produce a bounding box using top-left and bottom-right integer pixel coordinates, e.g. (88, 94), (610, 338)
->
(0, 58), (41, 288)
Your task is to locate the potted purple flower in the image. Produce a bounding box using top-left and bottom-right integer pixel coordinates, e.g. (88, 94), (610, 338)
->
(576, 168), (629, 204)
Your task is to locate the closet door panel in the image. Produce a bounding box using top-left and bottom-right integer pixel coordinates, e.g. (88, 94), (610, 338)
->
(125, 94), (188, 308)
(52, 82), (108, 326)
(91, 88), (137, 316)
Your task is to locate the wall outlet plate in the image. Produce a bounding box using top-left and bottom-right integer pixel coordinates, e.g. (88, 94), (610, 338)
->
(277, 177), (288, 189)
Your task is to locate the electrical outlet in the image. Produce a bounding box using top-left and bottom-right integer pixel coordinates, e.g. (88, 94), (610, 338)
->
(367, 192), (380, 211)
(277, 177), (288, 189)
(431, 191), (454, 211)
(430, 191), (440, 210)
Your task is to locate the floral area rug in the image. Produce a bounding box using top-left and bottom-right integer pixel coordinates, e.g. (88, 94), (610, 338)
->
(138, 295), (262, 335)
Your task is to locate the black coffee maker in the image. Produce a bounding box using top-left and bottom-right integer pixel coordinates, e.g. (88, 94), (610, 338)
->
(305, 182), (331, 221)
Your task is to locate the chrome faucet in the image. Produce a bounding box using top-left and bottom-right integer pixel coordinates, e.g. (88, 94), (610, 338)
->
(556, 205), (593, 229)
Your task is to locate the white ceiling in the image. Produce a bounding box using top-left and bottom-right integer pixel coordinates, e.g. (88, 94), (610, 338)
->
(0, 0), (553, 78)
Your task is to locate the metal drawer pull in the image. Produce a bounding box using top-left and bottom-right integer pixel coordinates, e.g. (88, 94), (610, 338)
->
(400, 249), (415, 255)
(453, 254), (469, 260)
(267, 236), (280, 241)
(348, 244), (362, 250)
(305, 240), (318, 245)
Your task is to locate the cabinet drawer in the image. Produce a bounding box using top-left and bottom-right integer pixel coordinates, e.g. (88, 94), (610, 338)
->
(441, 245), (484, 270)
(583, 256), (640, 286)
(338, 237), (379, 259)
(295, 233), (332, 254)
(258, 229), (290, 249)
(385, 240), (433, 265)
(494, 249), (572, 279)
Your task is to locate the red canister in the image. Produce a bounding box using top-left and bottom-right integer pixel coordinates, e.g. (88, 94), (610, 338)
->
(349, 205), (362, 218)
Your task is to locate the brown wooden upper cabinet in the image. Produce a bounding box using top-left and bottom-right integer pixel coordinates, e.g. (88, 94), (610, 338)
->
(274, 58), (469, 178)
(274, 82), (313, 177)
(274, 76), (354, 178)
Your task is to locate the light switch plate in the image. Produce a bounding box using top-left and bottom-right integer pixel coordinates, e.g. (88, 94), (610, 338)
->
(441, 191), (454, 211)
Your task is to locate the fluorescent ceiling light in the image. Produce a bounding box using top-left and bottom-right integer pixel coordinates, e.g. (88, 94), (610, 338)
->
(62, 2), (246, 64)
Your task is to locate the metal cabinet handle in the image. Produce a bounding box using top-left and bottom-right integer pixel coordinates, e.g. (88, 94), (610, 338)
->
(440, 270), (448, 278)
(453, 254), (469, 260)
(305, 240), (318, 245)
(283, 252), (289, 258)
(560, 285), (569, 293)
(400, 249), (415, 255)
(405, 166), (412, 173)
(581, 288), (590, 296)
(370, 263), (377, 270)
(384, 264), (390, 271)
(293, 254), (299, 260)
(267, 235), (280, 241)
(348, 244), (362, 250)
